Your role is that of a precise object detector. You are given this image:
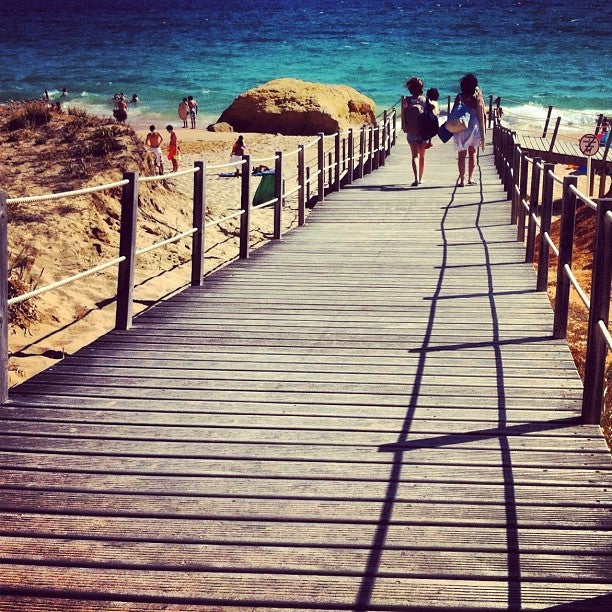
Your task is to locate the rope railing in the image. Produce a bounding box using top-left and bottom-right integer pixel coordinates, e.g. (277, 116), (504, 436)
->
(1, 108), (399, 401)
(6, 179), (129, 204)
(492, 120), (612, 425)
(135, 227), (197, 256)
(7, 255), (126, 306)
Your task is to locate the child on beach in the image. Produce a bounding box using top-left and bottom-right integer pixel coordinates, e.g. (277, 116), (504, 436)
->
(166, 125), (180, 172)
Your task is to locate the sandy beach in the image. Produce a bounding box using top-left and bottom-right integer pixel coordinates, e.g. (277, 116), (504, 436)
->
(6, 116), (312, 388)
(4, 105), (604, 389)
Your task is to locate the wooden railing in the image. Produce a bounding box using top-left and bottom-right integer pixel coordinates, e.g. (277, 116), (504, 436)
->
(493, 121), (611, 425)
(0, 108), (398, 403)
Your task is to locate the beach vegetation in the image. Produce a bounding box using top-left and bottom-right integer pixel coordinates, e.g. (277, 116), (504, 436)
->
(6, 101), (51, 131)
(7, 247), (41, 334)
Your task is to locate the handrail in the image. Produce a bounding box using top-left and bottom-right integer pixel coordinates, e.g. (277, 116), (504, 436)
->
(1, 107), (399, 402)
(6, 179), (129, 204)
(7, 255), (126, 306)
(492, 120), (612, 425)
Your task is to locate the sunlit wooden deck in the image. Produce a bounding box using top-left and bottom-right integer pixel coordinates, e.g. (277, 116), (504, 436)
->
(0, 135), (610, 611)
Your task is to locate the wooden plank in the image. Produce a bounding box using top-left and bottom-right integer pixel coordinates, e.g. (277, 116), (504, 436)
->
(1, 135), (610, 611)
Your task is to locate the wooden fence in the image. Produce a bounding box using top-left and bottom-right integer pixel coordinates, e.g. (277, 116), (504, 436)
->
(493, 122), (611, 425)
(0, 109), (398, 403)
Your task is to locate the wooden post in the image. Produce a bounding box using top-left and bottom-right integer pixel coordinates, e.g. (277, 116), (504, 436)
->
(273, 151), (283, 239)
(542, 105), (553, 138)
(0, 192), (8, 405)
(190, 161), (206, 286)
(553, 176), (578, 339)
(372, 126), (380, 171)
(536, 163), (555, 291)
(115, 171), (138, 331)
(297, 145), (305, 226)
(317, 133), (325, 202)
(525, 157), (541, 263)
(510, 144), (520, 225)
(358, 126), (365, 179)
(391, 108), (397, 147)
(367, 126), (374, 175)
(328, 151), (333, 191)
(581, 199), (612, 424)
(347, 129), (354, 185)
(517, 152), (529, 242)
(547, 116), (561, 161)
(382, 110), (389, 161)
(239, 155), (251, 258)
(334, 133), (341, 190)
(488, 95), (493, 129)
(306, 166), (311, 204)
(598, 134), (611, 198)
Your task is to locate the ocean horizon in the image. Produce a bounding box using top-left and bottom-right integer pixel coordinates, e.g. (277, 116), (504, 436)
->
(1, 0), (610, 134)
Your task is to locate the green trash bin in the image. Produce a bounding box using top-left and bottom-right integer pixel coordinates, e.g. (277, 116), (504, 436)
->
(252, 171), (275, 206)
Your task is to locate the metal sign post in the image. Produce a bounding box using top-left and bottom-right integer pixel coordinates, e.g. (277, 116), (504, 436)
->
(578, 133), (600, 195)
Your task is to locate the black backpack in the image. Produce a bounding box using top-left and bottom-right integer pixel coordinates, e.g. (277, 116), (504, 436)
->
(418, 99), (439, 140)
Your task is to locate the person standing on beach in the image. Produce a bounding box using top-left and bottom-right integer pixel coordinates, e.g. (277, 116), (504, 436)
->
(145, 125), (164, 175)
(229, 135), (247, 177)
(401, 76), (428, 186)
(178, 97), (189, 128)
(187, 95), (198, 129)
(166, 125), (180, 172)
(451, 73), (486, 187)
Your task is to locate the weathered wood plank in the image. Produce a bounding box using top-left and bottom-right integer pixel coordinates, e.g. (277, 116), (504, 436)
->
(1, 136), (610, 611)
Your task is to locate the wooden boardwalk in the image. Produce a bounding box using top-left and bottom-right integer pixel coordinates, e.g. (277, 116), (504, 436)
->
(0, 136), (610, 611)
(516, 132), (609, 167)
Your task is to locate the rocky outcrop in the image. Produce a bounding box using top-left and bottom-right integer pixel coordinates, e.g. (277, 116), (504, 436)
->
(209, 78), (376, 136)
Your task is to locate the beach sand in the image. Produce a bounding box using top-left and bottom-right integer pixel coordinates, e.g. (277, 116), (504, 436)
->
(7, 123), (311, 387)
(6, 115), (605, 389)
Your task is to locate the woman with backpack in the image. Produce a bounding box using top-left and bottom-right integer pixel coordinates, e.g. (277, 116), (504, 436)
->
(401, 76), (429, 187)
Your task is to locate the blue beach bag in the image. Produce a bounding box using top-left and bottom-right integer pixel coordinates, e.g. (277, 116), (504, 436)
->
(445, 104), (471, 133)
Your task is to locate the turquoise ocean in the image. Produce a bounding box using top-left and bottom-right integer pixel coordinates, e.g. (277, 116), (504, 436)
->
(1, 0), (610, 132)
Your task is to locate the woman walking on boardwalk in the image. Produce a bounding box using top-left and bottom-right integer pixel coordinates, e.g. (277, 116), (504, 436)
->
(452, 72), (487, 187)
(401, 76), (428, 187)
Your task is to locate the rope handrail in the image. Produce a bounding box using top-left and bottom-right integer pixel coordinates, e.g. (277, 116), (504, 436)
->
(6, 179), (129, 204)
(205, 209), (244, 227)
(563, 264), (590, 310)
(7, 255), (126, 306)
(252, 198), (277, 210)
(284, 184), (302, 198)
(548, 168), (564, 185)
(139, 166), (199, 183)
(302, 138), (319, 150)
(208, 159), (245, 171)
(135, 227), (197, 256)
(543, 232), (559, 257)
(251, 154), (279, 164)
(569, 184), (598, 211)
(597, 320), (612, 352)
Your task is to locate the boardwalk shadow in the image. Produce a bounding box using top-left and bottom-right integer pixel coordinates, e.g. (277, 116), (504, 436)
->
(354, 169), (554, 611)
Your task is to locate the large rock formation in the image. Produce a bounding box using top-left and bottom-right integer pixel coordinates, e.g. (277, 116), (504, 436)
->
(210, 78), (376, 136)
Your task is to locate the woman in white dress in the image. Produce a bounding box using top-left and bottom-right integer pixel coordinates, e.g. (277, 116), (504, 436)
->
(452, 73), (487, 187)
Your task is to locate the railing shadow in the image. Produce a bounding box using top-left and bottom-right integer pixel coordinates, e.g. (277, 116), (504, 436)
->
(354, 158), (530, 611)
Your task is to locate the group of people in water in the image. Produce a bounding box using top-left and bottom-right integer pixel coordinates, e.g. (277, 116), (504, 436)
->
(402, 72), (487, 188)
